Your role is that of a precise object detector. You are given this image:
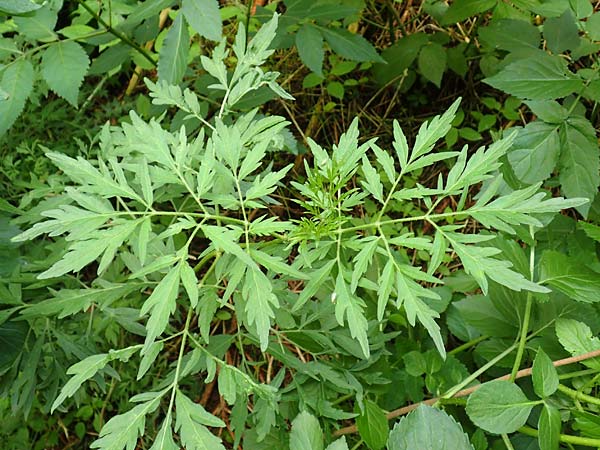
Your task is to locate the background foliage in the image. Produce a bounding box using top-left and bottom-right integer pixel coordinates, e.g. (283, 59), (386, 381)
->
(1, 1), (600, 449)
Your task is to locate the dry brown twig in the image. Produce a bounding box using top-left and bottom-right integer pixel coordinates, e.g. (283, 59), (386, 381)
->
(332, 348), (600, 437)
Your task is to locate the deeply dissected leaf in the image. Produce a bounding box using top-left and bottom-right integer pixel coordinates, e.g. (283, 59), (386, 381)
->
(540, 251), (600, 303)
(387, 404), (473, 450)
(242, 267), (278, 351)
(484, 53), (583, 100)
(0, 59), (34, 136)
(182, 0), (221, 41)
(466, 380), (537, 434)
(157, 13), (189, 85)
(41, 41), (90, 106)
(335, 271), (370, 358)
(149, 415), (178, 450)
(290, 411), (324, 450)
(175, 390), (226, 450)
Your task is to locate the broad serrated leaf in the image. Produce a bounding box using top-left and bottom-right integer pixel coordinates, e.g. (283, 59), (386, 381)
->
(290, 411), (324, 450)
(555, 318), (600, 369)
(0, 59), (34, 136)
(158, 13), (189, 85)
(182, 0), (221, 41)
(14, 6), (57, 41)
(540, 251), (600, 303)
(387, 404), (473, 450)
(466, 380), (537, 434)
(91, 394), (164, 450)
(41, 41), (90, 106)
(296, 24), (324, 76)
(544, 10), (580, 53)
(484, 53), (583, 100)
(356, 399), (388, 450)
(558, 117), (600, 217)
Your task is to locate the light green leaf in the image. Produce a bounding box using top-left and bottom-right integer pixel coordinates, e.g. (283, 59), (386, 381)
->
(91, 394), (164, 450)
(361, 156), (384, 203)
(176, 389), (226, 429)
(149, 415), (178, 450)
(412, 98), (460, 160)
(587, 12), (600, 40)
(335, 272), (370, 358)
(319, 27), (384, 63)
(387, 404), (473, 450)
(580, 222), (600, 242)
(137, 341), (163, 380)
(351, 236), (380, 292)
(540, 251), (600, 303)
(158, 13), (189, 85)
(466, 380), (537, 434)
(51, 353), (109, 412)
(441, 0), (496, 24)
(296, 24), (324, 76)
(180, 261), (199, 307)
(543, 10), (580, 53)
(251, 249), (308, 280)
(538, 405), (561, 450)
(0, 0), (41, 15)
(41, 41), (90, 106)
(140, 264), (181, 351)
(243, 268), (278, 351)
(290, 411), (324, 450)
(418, 42), (447, 88)
(201, 225), (254, 268)
(356, 400), (388, 450)
(326, 437), (349, 450)
(182, 0), (221, 41)
(484, 53), (583, 100)
(558, 117), (600, 217)
(293, 260), (336, 312)
(532, 348), (559, 398)
(555, 318), (600, 369)
(525, 101), (568, 124)
(0, 59), (34, 136)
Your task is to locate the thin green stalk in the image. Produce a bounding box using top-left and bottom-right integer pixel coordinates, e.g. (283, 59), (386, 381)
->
(519, 425), (600, 447)
(448, 335), (489, 355)
(501, 433), (516, 450)
(75, 0), (156, 67)
(558, 368), (599, 380)
(510, 226), (536, 381)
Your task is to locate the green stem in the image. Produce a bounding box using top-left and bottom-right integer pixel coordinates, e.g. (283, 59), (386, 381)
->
(75, 0), (156, 67)
(510, 226), (536, 381)
(558, 368), (600, 380)
(557, 384), (600, 407)
(519, 425), (600, 447)
(448, 335), (489, 356)
(501, 433), (516, 450)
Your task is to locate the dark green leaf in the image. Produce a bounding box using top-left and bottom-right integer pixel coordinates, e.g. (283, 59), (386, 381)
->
(484, 53), (583, 100)
(441, 0), (496, 24)
(479, 19), (541, 52)
(320, 27), (384, 63)
(558, 117), (600, 217)
(14, 6), (57, 41)
(0, 320), (28, 372)
(466, 380), (537, 434)
(356, 400), (388, 450)
(296, 24), (324, 76)
(418, 42), (447, 88)
(0, 0), (41, 15)
(543, 10), (580, 53)
(587, 12), (600, 40)
(387, 404), (473, 450)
